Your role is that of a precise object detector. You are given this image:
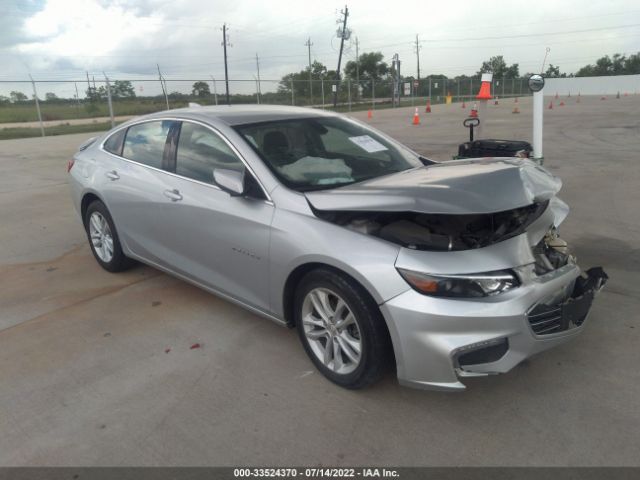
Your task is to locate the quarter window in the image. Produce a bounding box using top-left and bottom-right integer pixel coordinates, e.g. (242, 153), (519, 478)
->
(123, 120), (176, 169)
(103, 128), (126, 155)
(176, 122), (244, 184)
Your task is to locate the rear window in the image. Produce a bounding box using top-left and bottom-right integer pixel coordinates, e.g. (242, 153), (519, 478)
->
(103, 129), (126, 155)
(122, 120), (176, 169)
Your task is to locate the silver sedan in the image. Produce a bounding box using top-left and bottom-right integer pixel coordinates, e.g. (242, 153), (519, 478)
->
(68, 105), (607, 391)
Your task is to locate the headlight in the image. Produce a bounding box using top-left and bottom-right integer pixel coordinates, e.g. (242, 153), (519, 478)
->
(397, 268), (519, 298)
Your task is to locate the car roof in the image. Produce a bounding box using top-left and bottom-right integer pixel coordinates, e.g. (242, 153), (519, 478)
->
(140, 104), (338, 127)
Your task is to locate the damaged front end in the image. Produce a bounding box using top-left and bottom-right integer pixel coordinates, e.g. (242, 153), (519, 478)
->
(313, 201), (550, 252)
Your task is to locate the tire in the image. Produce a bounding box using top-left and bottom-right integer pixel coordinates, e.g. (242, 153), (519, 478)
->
(84, 200), (135, 272)
(294, 268), (391, 389)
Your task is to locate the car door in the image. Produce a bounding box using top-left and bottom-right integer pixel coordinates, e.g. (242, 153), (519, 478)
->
(155, 120), (275, 312)
(99, 119), (178, 263)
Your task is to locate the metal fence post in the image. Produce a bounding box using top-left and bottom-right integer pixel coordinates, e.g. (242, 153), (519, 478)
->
(502, 76), (506, 97)
(347, 78), (352, 111)
(428, 78), (432, 101)
(210, 76), (218, 105)
(103, 73), (115, 128)
(470, 78), (473, 99)
(28, 75), (45, 137)
(371, 78), (375, 110)
(291, 79), (294, 106)
(321, 78), (325, 110)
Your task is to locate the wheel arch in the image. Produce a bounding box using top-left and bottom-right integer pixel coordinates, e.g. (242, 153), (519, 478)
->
(80, 191), (104, 227)
(282, 261), (389, 333)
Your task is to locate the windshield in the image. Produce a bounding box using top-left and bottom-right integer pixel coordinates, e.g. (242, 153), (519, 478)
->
(234, 116), (422, 191)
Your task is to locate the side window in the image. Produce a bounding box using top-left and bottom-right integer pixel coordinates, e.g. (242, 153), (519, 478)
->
(123, 120), (176, 169)
(176, 122), (244, 184)
(103, 128), (126, 155)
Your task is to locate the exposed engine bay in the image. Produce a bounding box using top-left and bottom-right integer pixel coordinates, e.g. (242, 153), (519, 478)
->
(533, 229), (574, 274)
(314, 201), (549, 251)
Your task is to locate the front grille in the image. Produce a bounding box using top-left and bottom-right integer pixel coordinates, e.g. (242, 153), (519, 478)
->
(527, 303), (565, 335)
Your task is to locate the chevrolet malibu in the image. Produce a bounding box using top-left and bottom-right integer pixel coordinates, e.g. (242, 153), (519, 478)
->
(68, 105), (607, 391)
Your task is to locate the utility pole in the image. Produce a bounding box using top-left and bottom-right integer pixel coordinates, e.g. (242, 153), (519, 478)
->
(255, 53), (262, 99)
(333, 5), (349, 108)
(305, 38), (313, 104)
(355, 36), (359, 101)
(222, 23), (231, 105)
(414, 34), (421, 80)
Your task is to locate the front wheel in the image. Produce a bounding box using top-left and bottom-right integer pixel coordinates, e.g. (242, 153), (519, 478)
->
(295, 268), (391, 389)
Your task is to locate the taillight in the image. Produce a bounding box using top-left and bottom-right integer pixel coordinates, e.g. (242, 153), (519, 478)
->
(67, 159), (75, 172)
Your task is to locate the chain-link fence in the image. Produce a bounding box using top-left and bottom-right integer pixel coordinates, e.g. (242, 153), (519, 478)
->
(0, 77), (532, 139)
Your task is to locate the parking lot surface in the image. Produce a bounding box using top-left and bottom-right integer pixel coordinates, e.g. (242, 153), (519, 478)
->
(1, 95), (639, 466)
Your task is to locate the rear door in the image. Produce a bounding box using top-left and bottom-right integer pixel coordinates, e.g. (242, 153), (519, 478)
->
(99, 119), (178, 263)
(153, 121), (275, 312)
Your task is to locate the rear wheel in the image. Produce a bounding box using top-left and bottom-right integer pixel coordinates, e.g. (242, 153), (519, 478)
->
(295, 268), (390, 389)
(85, 200), (134, 272)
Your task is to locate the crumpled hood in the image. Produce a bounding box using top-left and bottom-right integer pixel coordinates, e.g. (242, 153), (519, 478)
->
(305, 157), (562, 214)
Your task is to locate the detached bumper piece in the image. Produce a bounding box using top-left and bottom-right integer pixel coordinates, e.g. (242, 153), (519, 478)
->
(528, 267), (609, 336)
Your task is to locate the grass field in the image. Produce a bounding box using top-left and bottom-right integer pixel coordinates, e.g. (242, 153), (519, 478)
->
(1, 94), (526, 140)
(0, 121), (116, 140)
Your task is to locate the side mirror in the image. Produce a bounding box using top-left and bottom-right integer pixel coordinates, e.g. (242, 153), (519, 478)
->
(213, 168), (245, 196)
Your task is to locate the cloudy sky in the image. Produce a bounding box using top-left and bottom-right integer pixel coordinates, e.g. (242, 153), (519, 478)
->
(1, 0), (640, 95)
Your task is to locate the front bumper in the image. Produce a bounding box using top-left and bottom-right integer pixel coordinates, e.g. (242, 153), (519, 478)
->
(381, 263), (607, 391)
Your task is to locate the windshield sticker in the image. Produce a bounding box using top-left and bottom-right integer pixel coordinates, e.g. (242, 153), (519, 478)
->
(348, 135), (388, 153)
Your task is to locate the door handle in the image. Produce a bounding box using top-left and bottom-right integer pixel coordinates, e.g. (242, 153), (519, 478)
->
(163, 189), (183, 202)
(105, 170), (120, 181)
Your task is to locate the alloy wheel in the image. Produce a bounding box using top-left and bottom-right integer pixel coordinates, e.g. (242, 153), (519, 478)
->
(301, 287), (362, 375)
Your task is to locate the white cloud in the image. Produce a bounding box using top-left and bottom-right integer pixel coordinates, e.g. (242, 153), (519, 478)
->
(1, 0), (639, 83)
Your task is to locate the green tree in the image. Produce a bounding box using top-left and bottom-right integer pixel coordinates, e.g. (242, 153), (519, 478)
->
(278, 61), (337, 104)
(192, 81), (211, 97)
(10, 91), (28, 102)
(45, 92), (58, 101)
(113, 80), (135, 98)
(545, 64), (561, 77)
(344, 51), (389, 81)
(477, 56), (519, 78)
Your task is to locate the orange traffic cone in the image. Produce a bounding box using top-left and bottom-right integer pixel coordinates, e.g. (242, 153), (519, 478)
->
(412, 107), (420, 125)
(476, 73), (492, 101)
(559, 100), (565, 106)
(470, 103), (478, 118)
(425, 99), (431, 113)
(548, 100), (553, 110)
(512, 105), (520, 114)
(367, 109), (373, 119)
